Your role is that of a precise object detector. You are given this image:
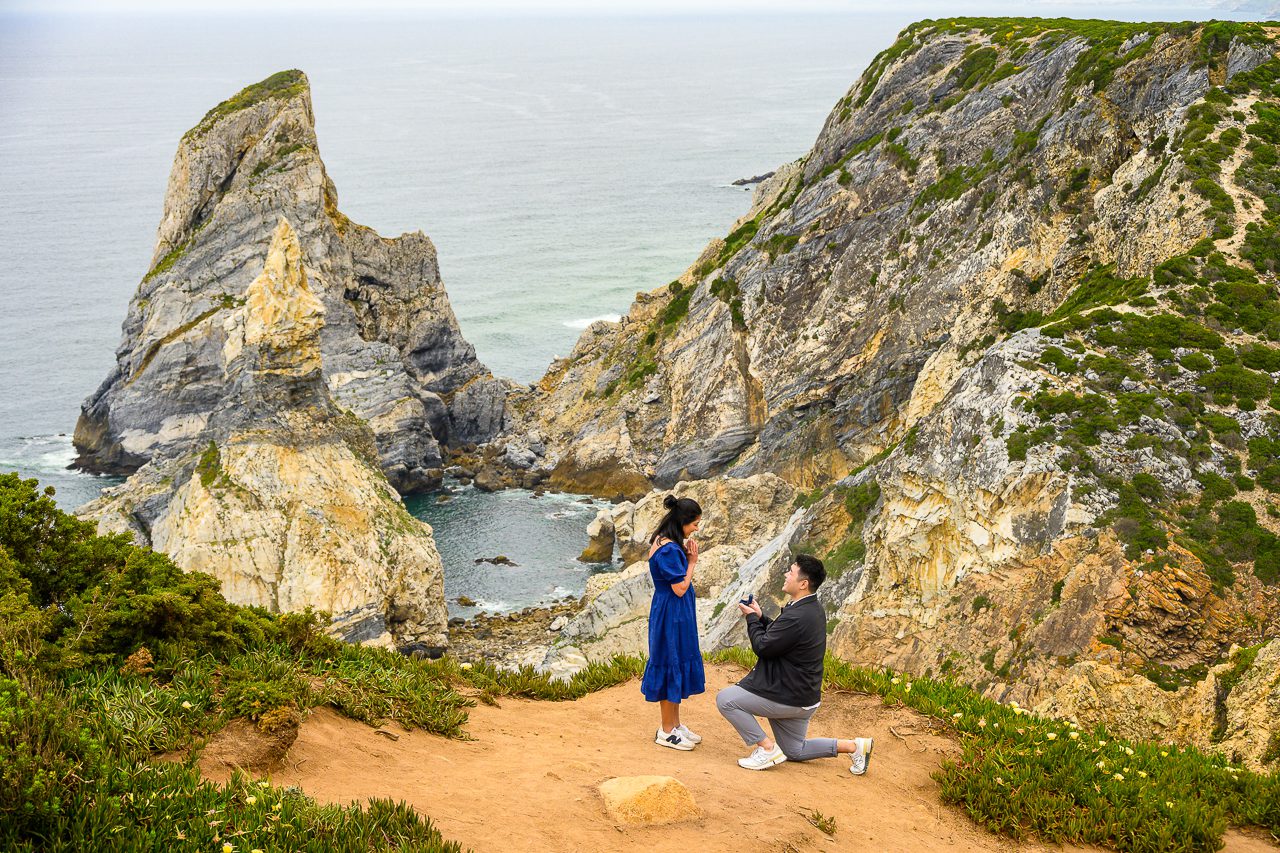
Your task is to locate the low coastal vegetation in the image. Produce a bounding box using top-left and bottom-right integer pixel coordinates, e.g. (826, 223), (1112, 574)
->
(184, 69), (308, 140)
(0, 473), (641, 852)
(3, 472), (1275, 852)
(710, 649), (1280, 853)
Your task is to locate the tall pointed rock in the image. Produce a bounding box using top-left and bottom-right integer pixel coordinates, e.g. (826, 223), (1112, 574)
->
(74, 69), (506, 493)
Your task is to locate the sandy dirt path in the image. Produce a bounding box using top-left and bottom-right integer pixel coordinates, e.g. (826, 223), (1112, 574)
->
(204, 664), (1278, 853)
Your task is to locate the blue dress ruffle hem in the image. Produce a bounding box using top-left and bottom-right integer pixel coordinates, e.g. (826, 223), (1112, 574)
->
(640, 541), (706, 703)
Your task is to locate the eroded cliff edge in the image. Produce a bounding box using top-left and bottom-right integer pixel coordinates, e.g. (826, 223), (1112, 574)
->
(74, 70), (506, 495)
(527, 20), (1280, 767)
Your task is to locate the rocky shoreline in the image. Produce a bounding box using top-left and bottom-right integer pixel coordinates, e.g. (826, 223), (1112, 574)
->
(445, 597), (584, 668)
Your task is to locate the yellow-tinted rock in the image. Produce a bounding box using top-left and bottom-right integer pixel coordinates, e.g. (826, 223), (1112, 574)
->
(598, 776), (700, 826)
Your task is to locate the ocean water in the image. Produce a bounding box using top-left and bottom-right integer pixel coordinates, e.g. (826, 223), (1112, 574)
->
(0, 11), (897, 607)
(406, 484), (614, 616)
(0, 7), (1232, 609)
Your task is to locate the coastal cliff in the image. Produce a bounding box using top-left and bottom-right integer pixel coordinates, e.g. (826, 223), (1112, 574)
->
(511, 21), (1274, 496)
(73, 70), (506, 494)
(80, 219), (448, 650)
(537, 19), (1280, 765)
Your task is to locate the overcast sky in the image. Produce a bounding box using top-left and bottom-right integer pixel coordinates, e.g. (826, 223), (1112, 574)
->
(2, 0), (1277, 17)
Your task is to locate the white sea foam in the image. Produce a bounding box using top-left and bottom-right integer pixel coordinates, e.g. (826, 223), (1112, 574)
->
(562, 314), (620, 330)
(468, 597), (510, 613)
(0, 434), (76, 473)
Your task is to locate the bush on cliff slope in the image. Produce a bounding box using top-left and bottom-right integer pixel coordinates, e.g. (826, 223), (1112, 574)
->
(0, 473), (643, 852)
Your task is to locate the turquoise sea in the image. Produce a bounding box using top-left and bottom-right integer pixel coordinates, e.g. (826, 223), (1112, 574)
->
(0, 6), (1238, 611)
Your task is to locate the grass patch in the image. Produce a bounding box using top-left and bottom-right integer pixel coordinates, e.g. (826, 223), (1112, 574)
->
(186, 70), (308, 140)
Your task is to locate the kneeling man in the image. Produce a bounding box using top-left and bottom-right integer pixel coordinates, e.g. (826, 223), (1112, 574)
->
(716, 554), (874, 774)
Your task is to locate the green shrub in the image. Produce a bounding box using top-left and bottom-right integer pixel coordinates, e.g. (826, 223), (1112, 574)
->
(1201, 364), (1271, 404)
(1180, 351), (1214, 372)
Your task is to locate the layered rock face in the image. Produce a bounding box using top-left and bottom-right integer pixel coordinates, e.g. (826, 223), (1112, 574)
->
(512, 22), (1257, 495)
(80, 220), (448, 650)
(535, 21), (1280, 765)
(74, 70), (505, 494)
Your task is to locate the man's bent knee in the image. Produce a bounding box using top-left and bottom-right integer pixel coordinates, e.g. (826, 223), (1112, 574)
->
(715, 686), (737, 713)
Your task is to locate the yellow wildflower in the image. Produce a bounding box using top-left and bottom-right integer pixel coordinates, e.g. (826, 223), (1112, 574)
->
(1113, 773), (1125, 782)
(1045, 732), (1057, 741)
(1138, 770), (1148, 778)
(1124, 747), (1134, 756)
(891, 677), (901, 685)
(952, 712), (962, 720)
(181, 701), (193, 710)
(1069, 731), (1079, 740)
(223, 844), (235, 853)
(978, 718), (987, 728)
(1160, 750), (1169, 757)
(245, 796), (256, 806)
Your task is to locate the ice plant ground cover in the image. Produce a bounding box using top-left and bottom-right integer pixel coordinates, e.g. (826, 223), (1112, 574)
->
(711, 647), (1280, 853)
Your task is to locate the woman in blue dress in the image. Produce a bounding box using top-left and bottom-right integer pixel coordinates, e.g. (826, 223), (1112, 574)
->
(640, 494), (706, 750)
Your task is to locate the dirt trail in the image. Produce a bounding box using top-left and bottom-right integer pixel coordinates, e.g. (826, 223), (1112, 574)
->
(1215, 93), (1263, 258)
(202, 664), (1278, 853)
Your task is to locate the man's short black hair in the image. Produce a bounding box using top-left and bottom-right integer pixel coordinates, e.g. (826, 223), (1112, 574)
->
(794, 553), (825, 592)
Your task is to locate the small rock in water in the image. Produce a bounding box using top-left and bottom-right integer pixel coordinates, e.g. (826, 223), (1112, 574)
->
(456, 595), (477, 607)
(474, 555), (517, 566)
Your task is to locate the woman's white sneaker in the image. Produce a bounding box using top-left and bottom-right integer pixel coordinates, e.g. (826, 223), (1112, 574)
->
(737, 744), (787, 770)
(655, 728), (695, 751)
(675, 724), (702, 744)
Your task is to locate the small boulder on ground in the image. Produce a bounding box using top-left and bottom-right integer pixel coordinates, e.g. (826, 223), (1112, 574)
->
(598, 775), (700, 826)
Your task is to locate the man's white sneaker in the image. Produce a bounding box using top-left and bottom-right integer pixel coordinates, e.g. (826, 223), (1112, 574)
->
(737, 744), (787, 770)
(675, 724), (702, 744)
(850, 737), (874, 776)
(655, 728), (695, 751)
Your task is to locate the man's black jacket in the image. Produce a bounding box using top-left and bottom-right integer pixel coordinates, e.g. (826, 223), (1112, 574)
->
(738, 594), (825, 707)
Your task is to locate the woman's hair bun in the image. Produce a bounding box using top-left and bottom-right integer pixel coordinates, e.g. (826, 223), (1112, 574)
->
(663, 494), (678, 510)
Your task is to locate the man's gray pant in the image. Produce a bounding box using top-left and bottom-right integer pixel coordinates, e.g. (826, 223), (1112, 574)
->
(715, 685), (837, 761)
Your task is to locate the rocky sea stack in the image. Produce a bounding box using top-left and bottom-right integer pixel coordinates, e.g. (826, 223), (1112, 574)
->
(80, 218), (450, 650)
(69, 70), (514, 649)
(74, 69), (506, 494)
(524, 19), (1280, 767)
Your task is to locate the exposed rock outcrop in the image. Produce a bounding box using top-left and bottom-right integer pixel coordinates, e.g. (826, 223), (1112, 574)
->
(509, 23), (1267, 495)
(74, 70), (505, 494)
(79, 220), (448, 650)
(519, 20), (1280, 762)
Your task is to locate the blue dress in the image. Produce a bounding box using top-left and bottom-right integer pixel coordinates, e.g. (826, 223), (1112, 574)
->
(640, 541), (706, 703)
